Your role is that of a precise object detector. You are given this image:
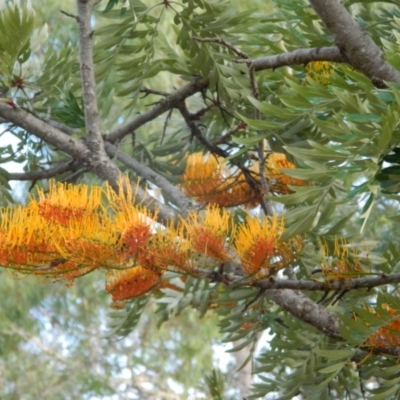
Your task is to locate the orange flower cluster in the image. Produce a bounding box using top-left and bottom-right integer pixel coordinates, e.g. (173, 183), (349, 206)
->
(106, 266), (161, 302)
(234, 215), (303, 278)
(365, 304), (400, 348)
(180, 152), (304, 208)
(0, 177), (302, 304)
(180, 153), (259, 207)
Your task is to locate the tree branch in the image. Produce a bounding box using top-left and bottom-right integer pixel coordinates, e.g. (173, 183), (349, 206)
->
(177, 102), (228, 158)
(106, 78), (209, 143)
(254, 273), (400, 291)
(0, 105), (89, 159)
(241, 46), (345, 71)
(265, 289), (340, 339)
(76, 0), (107, 155)
(8, 160), (81, 181)
(308, 0), (400, 86)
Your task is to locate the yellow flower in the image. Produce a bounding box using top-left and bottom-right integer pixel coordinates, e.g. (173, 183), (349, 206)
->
(235, 215), (283, 276)
(106, 266), (162, 302)
(184, 206), (233, 263)
(143, 223), (193, 272)
(180, 152), (260, 208)
(36, 181), (102, 225)
(0, 205), (55, 270)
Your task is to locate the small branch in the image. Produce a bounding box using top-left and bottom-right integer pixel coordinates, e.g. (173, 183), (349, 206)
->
(105, 142), (192, 215)
(238, 46), (345, 71)
(8, 160), (81, 181)
(192, 37), (249, 59)
(140, 87), (170, 97)
(212, 121), (246, 146)
(308, 0), (400, 86)
(106, 78), (209, 143)
(60, 10), (78, 20)
(76, 0), (106, 155)
(177, 102), (228, 158)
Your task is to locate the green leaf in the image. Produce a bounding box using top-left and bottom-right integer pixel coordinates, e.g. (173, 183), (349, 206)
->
(247, 96), (303, 119)
(318, 361), (346, 374)
(106, 296), (149, 338)
(312, 349), (355, 361)
(343, 113), (381, 123)
(281, 204), (320, 240)
(368, 384), (400, 400)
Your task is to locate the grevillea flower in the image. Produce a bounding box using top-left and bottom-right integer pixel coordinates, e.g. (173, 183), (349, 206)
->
(106, 266), (162, 302)
(265, 153), (305, 195)
(184, 206), (233, 263)
(113, 206), (155, 258)
(142, 224), (193, 272)
(180, 152), (259, 207)
(37, 181), (102, 225)
(0, 205), (55, 270)
(234, 215), (283, 276)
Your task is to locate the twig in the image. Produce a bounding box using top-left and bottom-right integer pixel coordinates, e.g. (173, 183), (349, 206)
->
(177, 102), (228, 158)
(161, 108), (173, 144)
(212, 121), (246, 146)
(257, 141), (274, 216)
(140, 87), (170, 97)
(192, 37), (249, 59)
(0, 104), (89, 159)
(191, 264), (400, 294)
(60, 10), (78, 20)
(106, 78), (209, 143)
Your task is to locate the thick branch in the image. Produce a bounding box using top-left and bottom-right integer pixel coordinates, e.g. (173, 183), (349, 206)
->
(308, 0), (400, 86)
(106, 78), (209, 143)
(77, 0), (106, 154)
(254, 273), (400, 291)
(265, 289), (340, 339)
(0, 105), (89, 159)
(105, 142), (192, 215)
(245, 47), (345, 71)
